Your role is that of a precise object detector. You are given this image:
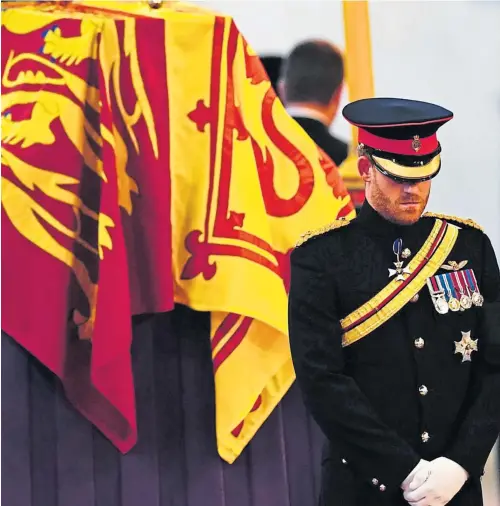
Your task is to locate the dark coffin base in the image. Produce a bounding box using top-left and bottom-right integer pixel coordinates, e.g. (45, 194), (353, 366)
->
(2, 304), (325, 506)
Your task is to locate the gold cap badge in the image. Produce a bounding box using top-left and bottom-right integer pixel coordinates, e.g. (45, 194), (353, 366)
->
(412, 135), (421, 152)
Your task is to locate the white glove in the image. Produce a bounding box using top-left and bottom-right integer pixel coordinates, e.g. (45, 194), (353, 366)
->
(401, 459), (430, 491)
(403, 457), (469, 506)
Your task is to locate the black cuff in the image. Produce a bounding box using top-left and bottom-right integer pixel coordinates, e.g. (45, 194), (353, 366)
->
(345, 449), (421, 493)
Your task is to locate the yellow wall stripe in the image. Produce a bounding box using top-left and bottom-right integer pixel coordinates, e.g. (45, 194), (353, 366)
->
(342, 0), (375, 148)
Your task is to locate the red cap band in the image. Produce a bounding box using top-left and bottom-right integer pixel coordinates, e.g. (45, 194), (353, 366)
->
(358, 128), (438, 156)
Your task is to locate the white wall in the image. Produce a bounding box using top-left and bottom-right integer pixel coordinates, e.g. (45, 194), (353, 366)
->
(198, 0), (500, 253)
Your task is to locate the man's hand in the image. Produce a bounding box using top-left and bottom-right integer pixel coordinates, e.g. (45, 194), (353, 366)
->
(401, 459), (430, 492)
(403, 457), (469, 506)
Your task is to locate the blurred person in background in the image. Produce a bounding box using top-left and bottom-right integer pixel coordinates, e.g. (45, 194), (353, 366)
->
(260, 54), (283, 98)
(279, 39), (348, 168)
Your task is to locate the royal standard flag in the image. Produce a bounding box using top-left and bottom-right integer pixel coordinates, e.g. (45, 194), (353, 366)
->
(2, 0), (355, 463)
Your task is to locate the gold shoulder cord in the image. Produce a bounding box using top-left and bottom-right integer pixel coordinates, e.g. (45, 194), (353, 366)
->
(295, 219), (350, 248)
(423, 212), (483, 232)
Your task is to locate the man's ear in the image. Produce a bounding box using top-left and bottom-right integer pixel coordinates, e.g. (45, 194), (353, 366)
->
(330, 82), (343, 107)
(358, 155), (373, 182)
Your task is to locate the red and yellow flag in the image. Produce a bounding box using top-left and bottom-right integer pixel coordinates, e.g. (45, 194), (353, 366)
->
(161, 7), (355, 461)
(1, 1), (175, 453)
(1, 1), (355, 463)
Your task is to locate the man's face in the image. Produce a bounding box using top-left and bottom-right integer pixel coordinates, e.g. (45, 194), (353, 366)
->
(368, 166), (431, 225)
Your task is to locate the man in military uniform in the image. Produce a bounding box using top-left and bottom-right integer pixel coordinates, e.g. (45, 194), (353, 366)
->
(288, 98), (500, 506)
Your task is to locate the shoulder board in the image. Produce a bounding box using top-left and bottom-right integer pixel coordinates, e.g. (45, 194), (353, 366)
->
(295, 219), (350, 248)
(423, 212), (483, 232)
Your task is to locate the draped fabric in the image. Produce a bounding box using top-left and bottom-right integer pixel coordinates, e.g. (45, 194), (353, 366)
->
(1, 307), (326, 506)
(1, 0), (354, 464)
(2, 3), (175, 456)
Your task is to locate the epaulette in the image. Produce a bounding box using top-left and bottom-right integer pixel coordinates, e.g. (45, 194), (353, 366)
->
(423, 212), (484, 232)
(295, 218), (351, 248)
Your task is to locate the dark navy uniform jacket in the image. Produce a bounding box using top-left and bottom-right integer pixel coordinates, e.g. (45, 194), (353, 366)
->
(288, 202), (500, 506)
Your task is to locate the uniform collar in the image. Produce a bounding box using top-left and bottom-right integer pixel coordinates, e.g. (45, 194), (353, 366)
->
(286, 106), (330, 126)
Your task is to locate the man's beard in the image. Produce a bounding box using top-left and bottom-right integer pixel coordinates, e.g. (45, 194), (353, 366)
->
(370, 176), (428, 226)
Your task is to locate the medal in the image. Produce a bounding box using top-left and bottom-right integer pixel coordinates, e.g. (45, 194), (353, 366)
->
(460, 295), (472, 310)
(453, 271), (472, 310)
(439, 274), (460, 312)
(436, 296), (449, 314)
(454, 330), (478, 362)
(426, 277), (449, 314)
(471, 291), (484, 307)
(459, 271), (473, 309)
(388, 238), (411, 282)
(465, 269), (484, 307)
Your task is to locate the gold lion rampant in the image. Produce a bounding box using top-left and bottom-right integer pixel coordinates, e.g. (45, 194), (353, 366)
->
(1, 10), (159, 340)
(423, 212), (483, 232)
(295, 218), (351, 248)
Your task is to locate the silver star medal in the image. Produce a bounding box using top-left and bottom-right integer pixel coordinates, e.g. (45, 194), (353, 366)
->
(389, 238), (411, 282)
(454, 330), (478, 362)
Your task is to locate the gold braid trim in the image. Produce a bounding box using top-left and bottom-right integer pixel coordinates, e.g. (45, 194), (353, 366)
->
(423, 212), (483, 232)
(341, 219), (458, 347)
(295, 219), (350, 248)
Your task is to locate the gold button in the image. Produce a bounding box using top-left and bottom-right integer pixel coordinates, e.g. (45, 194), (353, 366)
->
(419, 385), (428, 396)
(421, 431), (430, 443)
(379, 485), (386, 492)
(372, 478), (379, 486)
(414, 338), (425, 349)
(410, 293), (419, 303)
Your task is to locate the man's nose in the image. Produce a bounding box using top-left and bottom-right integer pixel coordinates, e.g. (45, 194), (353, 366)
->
(402, 183), (419, 193)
